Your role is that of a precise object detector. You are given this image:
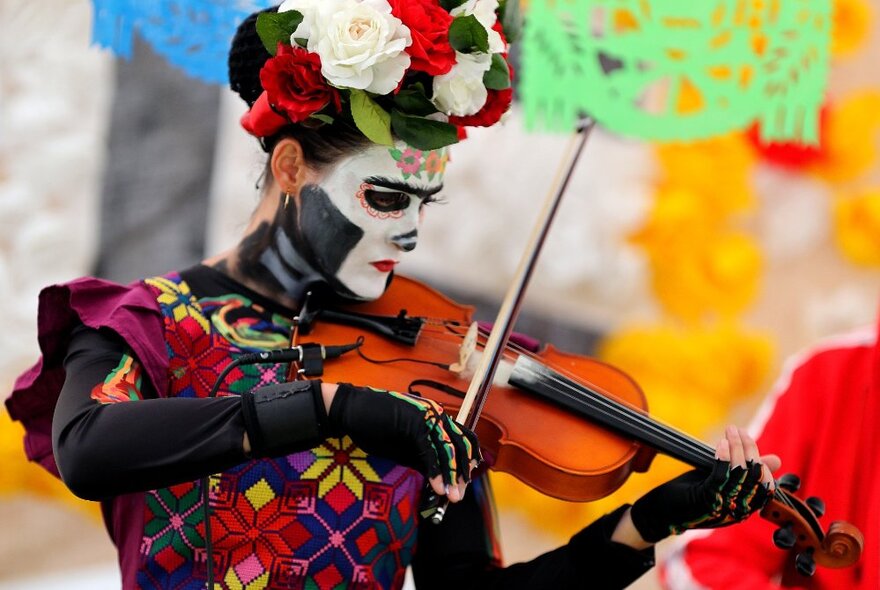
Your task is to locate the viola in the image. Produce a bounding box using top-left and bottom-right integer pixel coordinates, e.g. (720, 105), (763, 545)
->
(288, 274), (864, 575)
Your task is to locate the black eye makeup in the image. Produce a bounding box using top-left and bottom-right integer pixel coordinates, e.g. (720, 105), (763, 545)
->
(363, 188), (412, 212)
(362, 175), (444, 212)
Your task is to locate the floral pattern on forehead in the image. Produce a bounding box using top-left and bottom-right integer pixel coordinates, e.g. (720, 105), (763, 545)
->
(390, 147), (448, 181)
(239, 0), (519, 151)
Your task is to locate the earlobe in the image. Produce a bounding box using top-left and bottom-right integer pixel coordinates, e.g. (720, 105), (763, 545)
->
(271, 138), (309, 196)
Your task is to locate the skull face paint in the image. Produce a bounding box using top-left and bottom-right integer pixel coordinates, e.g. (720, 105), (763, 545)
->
(265, 142), (447, 302)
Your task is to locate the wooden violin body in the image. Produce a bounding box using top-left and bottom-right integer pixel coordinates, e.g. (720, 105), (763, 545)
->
(294, 274), (863, 571)
(300, 275), (656, 502)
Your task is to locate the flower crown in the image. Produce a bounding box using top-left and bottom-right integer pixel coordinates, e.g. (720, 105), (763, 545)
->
(241, 0), (519, 150)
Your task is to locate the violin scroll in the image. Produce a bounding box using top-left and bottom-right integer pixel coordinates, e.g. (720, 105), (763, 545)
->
(761, 481), (864, 572)
(822, 521), (865, 567)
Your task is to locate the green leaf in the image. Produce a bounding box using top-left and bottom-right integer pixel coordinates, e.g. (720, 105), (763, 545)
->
(394, 86), (439, 117)
(391, 111), (459, 150)
(449, 15), (490, 54)
(350, 89), (394, 146)
(440, 0), (466, 10)
(256, 10), (304, 55)
(309, 113), (335, 125)
(483, 53), (511, 90)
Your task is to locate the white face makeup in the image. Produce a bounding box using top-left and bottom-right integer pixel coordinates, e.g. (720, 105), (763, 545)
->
(301, 142), (448, 300)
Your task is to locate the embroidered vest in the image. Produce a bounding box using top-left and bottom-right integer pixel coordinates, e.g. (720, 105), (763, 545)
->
(136, 273), (422, 590)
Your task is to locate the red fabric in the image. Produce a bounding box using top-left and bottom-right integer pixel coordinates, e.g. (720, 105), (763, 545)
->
(661, 322), (880, 589)
(240, 91), (290, 137)
(5, 278), (167, 476)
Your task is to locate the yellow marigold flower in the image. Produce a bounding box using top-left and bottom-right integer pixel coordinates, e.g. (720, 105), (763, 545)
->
(0, 412), (100, 519)
(656, 133), (756, 214)
(809, 92), (880, 183)
(598, 323), (774, 406)
(833, 187), (880, 265)
(630, 185), (723, 254)
(831, 0), (872, 58)
(647, 231), (763, 322)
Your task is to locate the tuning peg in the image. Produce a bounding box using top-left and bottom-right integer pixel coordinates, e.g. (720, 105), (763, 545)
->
(805, 496), (826, 518)
(773, 523), (796, 550)
(795, 549), (817, 576)
(778, 473), (801, 492)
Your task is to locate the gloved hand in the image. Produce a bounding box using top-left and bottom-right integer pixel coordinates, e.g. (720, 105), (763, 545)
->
(241, 380), (480, 499)
(630, 426), (779, 543)
(328, 383), (480, 490)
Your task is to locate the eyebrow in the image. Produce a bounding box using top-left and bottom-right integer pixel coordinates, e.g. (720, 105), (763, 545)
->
(364, 176), (444, 199)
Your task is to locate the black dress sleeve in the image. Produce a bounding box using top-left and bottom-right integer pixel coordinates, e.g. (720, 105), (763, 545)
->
(412, 486), (655, 590)
(52, 325), (250, 500)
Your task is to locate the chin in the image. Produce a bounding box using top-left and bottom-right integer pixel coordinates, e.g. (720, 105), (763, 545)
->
(342, 272), (394, 302)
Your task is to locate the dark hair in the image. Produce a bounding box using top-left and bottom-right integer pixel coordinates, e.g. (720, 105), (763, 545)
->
(228, 8), (372, 171)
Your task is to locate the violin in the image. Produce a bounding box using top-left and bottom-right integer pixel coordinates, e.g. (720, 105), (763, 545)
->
(288, 274), (864, 575)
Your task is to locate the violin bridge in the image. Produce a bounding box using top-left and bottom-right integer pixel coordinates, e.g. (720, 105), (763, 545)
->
(449, 322), (479, 374)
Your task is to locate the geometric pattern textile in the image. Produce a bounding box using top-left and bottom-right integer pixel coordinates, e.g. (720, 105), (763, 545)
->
(137, 273), (423, 589)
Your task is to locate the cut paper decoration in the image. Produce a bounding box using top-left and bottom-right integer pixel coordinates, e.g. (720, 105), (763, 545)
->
(521, 0), (831, 144)
(91, 0), (274, 84)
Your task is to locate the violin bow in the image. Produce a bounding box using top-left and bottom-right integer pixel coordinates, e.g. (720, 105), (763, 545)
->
(424, 116), (596, 522)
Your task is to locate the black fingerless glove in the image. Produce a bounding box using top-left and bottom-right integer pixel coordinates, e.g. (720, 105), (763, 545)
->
(240, 380), (329, 458)
(630, 459), (770, 543)
(328, 383), (480, 485)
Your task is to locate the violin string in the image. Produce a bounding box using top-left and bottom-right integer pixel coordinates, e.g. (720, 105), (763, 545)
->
(462, 325), (714, 462)
(516, 361), (794, 508)
(415, 323), (791, 507)
(515, 356), (794, 508)
(467, 328), (793, 508)
(543, 370), (713, 465)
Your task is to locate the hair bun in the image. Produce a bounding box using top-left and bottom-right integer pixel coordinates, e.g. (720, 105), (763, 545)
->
(228, 8), (276, 107)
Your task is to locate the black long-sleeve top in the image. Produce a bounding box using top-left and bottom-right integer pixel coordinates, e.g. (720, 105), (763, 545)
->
(51, 265), (655, 589)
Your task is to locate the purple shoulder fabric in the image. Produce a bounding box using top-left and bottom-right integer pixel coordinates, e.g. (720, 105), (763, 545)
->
(4, 277), (168, 476)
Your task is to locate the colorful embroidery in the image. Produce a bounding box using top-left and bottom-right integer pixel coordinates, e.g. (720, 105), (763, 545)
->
(138, 482), (207, 588)
(138, 273), (423, 590)
(146, 275), (211, 335)
(201, 294), (291, 351)
(90, 353), (144, 404)
(301, 437), (383, 499)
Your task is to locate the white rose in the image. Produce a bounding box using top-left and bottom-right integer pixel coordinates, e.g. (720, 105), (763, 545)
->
(278, 0), (322, 41)
(451, 0), (505, 54)
(432, 52), (491, 116)
(304, 0), (411, 95)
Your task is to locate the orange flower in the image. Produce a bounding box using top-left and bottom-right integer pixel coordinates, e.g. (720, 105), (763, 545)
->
(809, 92), (880, 183)
(834, 187), (880, 265)
(831, 0), (872, 58)
(656, 133), (756, 214)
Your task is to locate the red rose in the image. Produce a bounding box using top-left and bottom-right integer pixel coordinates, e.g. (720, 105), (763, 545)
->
(450, 87), (513, 128)
(260, 44), (341, 123)
(449, 58), (514, 129)
(389, 0), (455, 76)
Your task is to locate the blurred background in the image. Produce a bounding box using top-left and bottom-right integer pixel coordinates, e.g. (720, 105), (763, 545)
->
(1, 0), (879, 587)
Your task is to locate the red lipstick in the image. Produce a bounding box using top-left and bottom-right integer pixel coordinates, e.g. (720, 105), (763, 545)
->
(371, 260), (397, 273)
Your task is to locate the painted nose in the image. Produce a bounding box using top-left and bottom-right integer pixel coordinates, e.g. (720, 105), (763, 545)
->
(391, 228), (418, 252)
